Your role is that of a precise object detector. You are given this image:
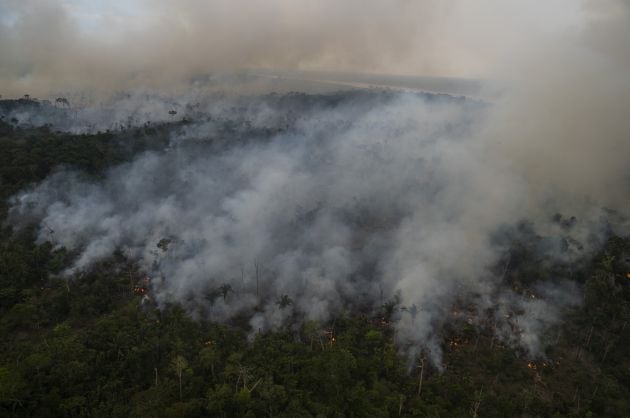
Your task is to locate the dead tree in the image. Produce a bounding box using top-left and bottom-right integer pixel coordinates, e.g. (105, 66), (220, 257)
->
(254, 260), (260, 297)
(471, 385), (483, 418)
(572, 387), (580, 413)
(584, 324), (594, 348)
(601, 340), (615, 362)
(417, 356), (425, 397)
(171, 355), (189, 400)
(236, 365), (262, 394)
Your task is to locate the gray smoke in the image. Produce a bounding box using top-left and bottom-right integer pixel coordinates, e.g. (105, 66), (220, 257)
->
(8, 91), (601, 364)
(0, 0), (585, 97)
(6, 0), (630, 365)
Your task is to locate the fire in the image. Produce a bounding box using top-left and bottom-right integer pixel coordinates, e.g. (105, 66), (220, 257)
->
(625, 273), (630, 279)
(324, 328), (336, 345)
(527, 362), (537, 370)
(448, 338), (461, 349)
(133, 285), (148, 295)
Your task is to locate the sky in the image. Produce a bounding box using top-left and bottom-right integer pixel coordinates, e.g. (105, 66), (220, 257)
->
(61, 0), (141, 33)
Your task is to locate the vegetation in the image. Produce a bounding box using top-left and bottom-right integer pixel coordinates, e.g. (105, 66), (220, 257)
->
(0, 102), (629, 417)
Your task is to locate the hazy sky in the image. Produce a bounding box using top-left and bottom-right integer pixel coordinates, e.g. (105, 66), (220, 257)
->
(0, 0), (614, 96)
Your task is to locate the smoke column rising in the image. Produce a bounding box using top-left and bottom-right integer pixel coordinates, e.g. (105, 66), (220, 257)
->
(6, 91), (601, 363)
(6, 0), (630, 364)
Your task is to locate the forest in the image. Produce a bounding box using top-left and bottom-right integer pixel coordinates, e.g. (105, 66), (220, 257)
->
(1, 95), (630, 418)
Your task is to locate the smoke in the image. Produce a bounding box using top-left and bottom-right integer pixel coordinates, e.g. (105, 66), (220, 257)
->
(1, 0), (584, 97)
(6, 0), (630, 364)
(0, 90), (204, 134)
(7, 90), (601, 363)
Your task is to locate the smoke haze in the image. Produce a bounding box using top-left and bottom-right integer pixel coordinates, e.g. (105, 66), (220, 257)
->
(0, 0), (585, 96)
(5, 0), (630, 363)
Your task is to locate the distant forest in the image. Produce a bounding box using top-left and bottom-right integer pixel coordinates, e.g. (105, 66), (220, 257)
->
(1, 96), (630, 417)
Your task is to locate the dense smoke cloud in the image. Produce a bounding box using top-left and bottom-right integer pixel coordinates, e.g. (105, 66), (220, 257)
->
(479, 0), (630, 225)
(1, 0), (584, 97)
(8, 91), (596, 364)
(6, 0), (630, 365)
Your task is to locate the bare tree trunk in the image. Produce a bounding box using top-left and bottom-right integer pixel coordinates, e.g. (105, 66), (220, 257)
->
(248, 378), (262, 393)
(500, 252), (511, 281)
(417, 357), (425, 397)
(585, 325), (594, 347)
(471, 385), (483, 418)
(254, 261), (260, 297)
(178, 372), (183, 400)
(602, 341), (614, 362)
(592, 385), (599, 399)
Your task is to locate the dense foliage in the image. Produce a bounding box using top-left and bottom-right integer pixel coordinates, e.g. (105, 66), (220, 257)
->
(1, 100), (629, 417)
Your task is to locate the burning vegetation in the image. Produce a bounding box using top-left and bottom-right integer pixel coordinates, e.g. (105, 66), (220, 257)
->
(1, 70), (629, 415)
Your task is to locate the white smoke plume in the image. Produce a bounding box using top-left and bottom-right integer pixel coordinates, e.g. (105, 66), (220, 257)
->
(6, 90), (603, 363)
(6, 0), (630, 364)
